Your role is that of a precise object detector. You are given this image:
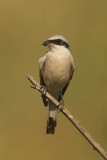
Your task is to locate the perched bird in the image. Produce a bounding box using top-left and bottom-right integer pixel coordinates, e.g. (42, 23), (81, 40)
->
(39, 35), (75, 134)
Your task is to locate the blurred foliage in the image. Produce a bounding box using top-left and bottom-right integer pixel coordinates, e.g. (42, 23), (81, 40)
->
(0, 0), (107, 160)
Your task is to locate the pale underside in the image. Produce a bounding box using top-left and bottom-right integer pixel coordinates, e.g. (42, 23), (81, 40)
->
(39, 47), (74, 97)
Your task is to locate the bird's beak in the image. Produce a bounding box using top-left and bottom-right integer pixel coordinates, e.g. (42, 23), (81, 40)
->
(42, 40), (49, 46)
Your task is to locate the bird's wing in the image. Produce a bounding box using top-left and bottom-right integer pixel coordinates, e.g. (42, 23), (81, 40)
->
(39, 55), (48, 106)
(58, 64), (75, 102)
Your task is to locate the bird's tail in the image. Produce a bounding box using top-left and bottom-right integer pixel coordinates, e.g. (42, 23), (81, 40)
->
(46, 101), (57, 134)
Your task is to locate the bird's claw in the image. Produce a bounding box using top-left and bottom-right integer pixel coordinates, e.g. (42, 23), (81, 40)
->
(57, 94), (64, 112)
(40, 85), (48, 107)
(40, 85), (47, 95)
(58, 101), (64, 113)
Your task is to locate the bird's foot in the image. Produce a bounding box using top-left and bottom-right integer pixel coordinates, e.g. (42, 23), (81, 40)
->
(40, 85), (48, 107)
(40, 85), (47, 95)
(57, 94), (64, 112)
(57, 101), (64, 113)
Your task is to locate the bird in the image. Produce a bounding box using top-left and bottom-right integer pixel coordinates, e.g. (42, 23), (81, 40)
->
(38, 35), (75, 134)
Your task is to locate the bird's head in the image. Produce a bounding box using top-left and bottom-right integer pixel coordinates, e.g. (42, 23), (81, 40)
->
(42, 35), (70, 51)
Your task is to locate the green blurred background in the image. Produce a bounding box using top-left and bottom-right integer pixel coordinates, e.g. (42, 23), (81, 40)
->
(0, 0), (107, 159)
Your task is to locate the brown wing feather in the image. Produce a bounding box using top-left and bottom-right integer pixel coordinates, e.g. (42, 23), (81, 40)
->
(39, 62), (49, 106)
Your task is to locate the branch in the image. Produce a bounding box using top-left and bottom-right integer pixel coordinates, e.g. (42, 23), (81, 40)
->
(28, 74), (107, 160)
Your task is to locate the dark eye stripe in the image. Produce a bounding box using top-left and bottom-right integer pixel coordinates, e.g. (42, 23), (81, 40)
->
(48, 39), (69, 48)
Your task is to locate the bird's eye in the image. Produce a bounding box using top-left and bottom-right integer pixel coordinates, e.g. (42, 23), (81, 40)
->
(56, 39), (61, 44)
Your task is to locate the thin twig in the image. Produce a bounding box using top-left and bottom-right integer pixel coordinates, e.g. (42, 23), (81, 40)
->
(28, 74), (107, 160)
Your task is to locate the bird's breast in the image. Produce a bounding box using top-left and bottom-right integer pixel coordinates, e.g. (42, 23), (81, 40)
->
(43, 51), (73, 93)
